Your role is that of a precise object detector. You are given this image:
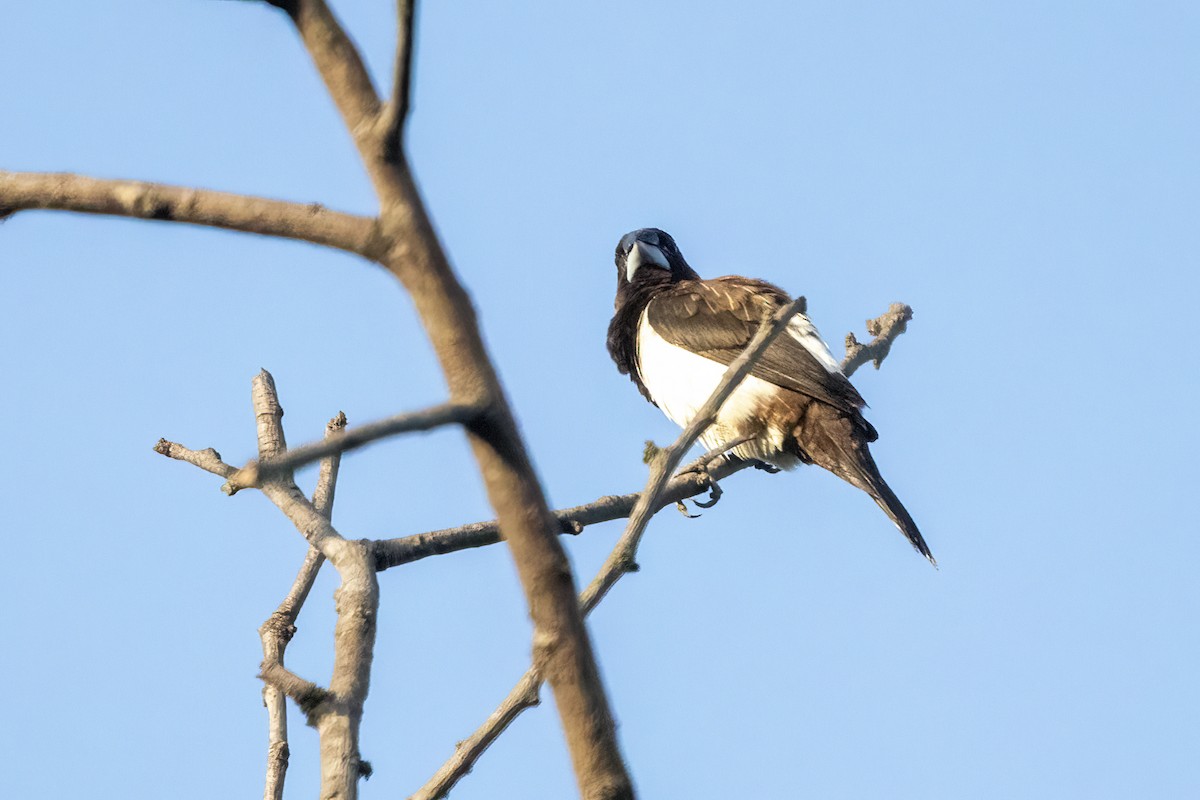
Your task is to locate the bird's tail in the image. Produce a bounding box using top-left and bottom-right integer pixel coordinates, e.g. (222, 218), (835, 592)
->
(859, 465), (936, 566)
(793, 407), (936, 566)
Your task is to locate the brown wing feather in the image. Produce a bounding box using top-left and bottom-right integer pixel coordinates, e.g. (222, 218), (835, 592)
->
(645, 277), (872, 424)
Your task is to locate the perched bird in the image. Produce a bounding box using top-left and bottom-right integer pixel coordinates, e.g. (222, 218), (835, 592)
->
(606, 228), (933, 563)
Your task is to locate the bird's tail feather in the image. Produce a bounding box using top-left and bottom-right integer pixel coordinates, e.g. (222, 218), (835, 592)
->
(860, 467), (936, 567)
(793, 411), (935, 566)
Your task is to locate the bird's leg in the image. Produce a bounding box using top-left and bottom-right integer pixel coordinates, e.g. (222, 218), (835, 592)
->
(753, 461), (782, 474)
(674, 435), (757, 511)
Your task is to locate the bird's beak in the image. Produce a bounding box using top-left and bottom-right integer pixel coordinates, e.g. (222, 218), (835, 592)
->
(626, 240), (669, 281)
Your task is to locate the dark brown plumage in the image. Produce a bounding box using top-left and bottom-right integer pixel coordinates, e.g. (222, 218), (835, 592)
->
(607, 228), (933, 564)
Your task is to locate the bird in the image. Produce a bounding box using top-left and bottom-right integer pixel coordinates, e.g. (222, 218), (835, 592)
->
(606, 227), (934, 564)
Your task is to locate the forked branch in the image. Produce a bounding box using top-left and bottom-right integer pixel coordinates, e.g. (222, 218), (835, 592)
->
(250, 372), (379, 800)
(239, 401), (483, 489)
(843, 303), (913, 374)
(266, 3), (636, 795)
(261, 411), (346, 800)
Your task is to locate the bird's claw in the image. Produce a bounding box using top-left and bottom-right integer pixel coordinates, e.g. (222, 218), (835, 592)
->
(692, 477), (723, 508)
(753, 460), (781, 474)
(674, 500), (701, 518)
(675, 452), (726, 513)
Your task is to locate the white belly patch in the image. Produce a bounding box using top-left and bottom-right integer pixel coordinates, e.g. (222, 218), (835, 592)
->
(636, 311), (798, 466)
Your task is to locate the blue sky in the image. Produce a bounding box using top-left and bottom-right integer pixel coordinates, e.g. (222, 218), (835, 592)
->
(2, 2), (1197, 798)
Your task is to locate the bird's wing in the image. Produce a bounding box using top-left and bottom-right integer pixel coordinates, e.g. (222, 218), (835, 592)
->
(645, 277), (869, 416)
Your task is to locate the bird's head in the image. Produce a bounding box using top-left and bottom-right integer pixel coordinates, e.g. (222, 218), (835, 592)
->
(614, 228), (698, 291)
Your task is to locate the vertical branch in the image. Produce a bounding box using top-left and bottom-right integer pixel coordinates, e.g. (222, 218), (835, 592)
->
(261, 412), (347, 800)
(275, 3), (635, 796)
(252, 373), (378, 800)
(381, 0), (416, 157)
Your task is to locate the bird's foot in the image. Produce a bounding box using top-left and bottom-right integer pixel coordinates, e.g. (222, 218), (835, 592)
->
(673, 456), (726, 515)
(753, 460), (781, 474)
(674, 438), (756, 513)
(692, 478), (723, 508)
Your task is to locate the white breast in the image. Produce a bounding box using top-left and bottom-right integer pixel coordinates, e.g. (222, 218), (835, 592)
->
(636, 310), (796, 465)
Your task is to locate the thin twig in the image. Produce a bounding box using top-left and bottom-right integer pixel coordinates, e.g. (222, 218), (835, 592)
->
(380, 0), (416, 157)
(843, 303), (913, 375)
(261, 662), (333, 719)
(408, 671), (542, 800)
(375, 456), (752, 571)
(0, 171), (375, 255)
(153, 439), (237, 479)
(242, 401), (481, 488)
(261, 411), (347, 800)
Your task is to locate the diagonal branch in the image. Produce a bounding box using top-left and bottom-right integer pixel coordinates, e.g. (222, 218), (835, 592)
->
(580, 297), (808, 611)
(409, 298), (911, 799)
(380, 300), (913, 572)
(241, 401), (483, 488)
(261, 662), (333, 716)
(0, 171), (375, 254)
(843, 303), (913, 375)
(154, 439), (237, 480)
(410, 298), (806, 800)
(267, 0), (382, 143)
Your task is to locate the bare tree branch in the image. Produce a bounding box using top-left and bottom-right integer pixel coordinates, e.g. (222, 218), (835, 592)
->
(0, 171), (375, 254)
(311, 412), (348, 513)
(153, 439), (237, 480)
(261, 411), (346, 800)
(243, 401), (482, 488)
(843, 303), (913, 375)
(410, 298), (805, 800)
(265, 3), (635, 793)
(268, 0), (383, 143)
(376, 451), (750, 571)
(409, 299), (910, 799)
(408, 671), (542, 800)
(261, 661), (334, 718)
(380, 0), (417, 157)
(247, 372), (379, 800)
